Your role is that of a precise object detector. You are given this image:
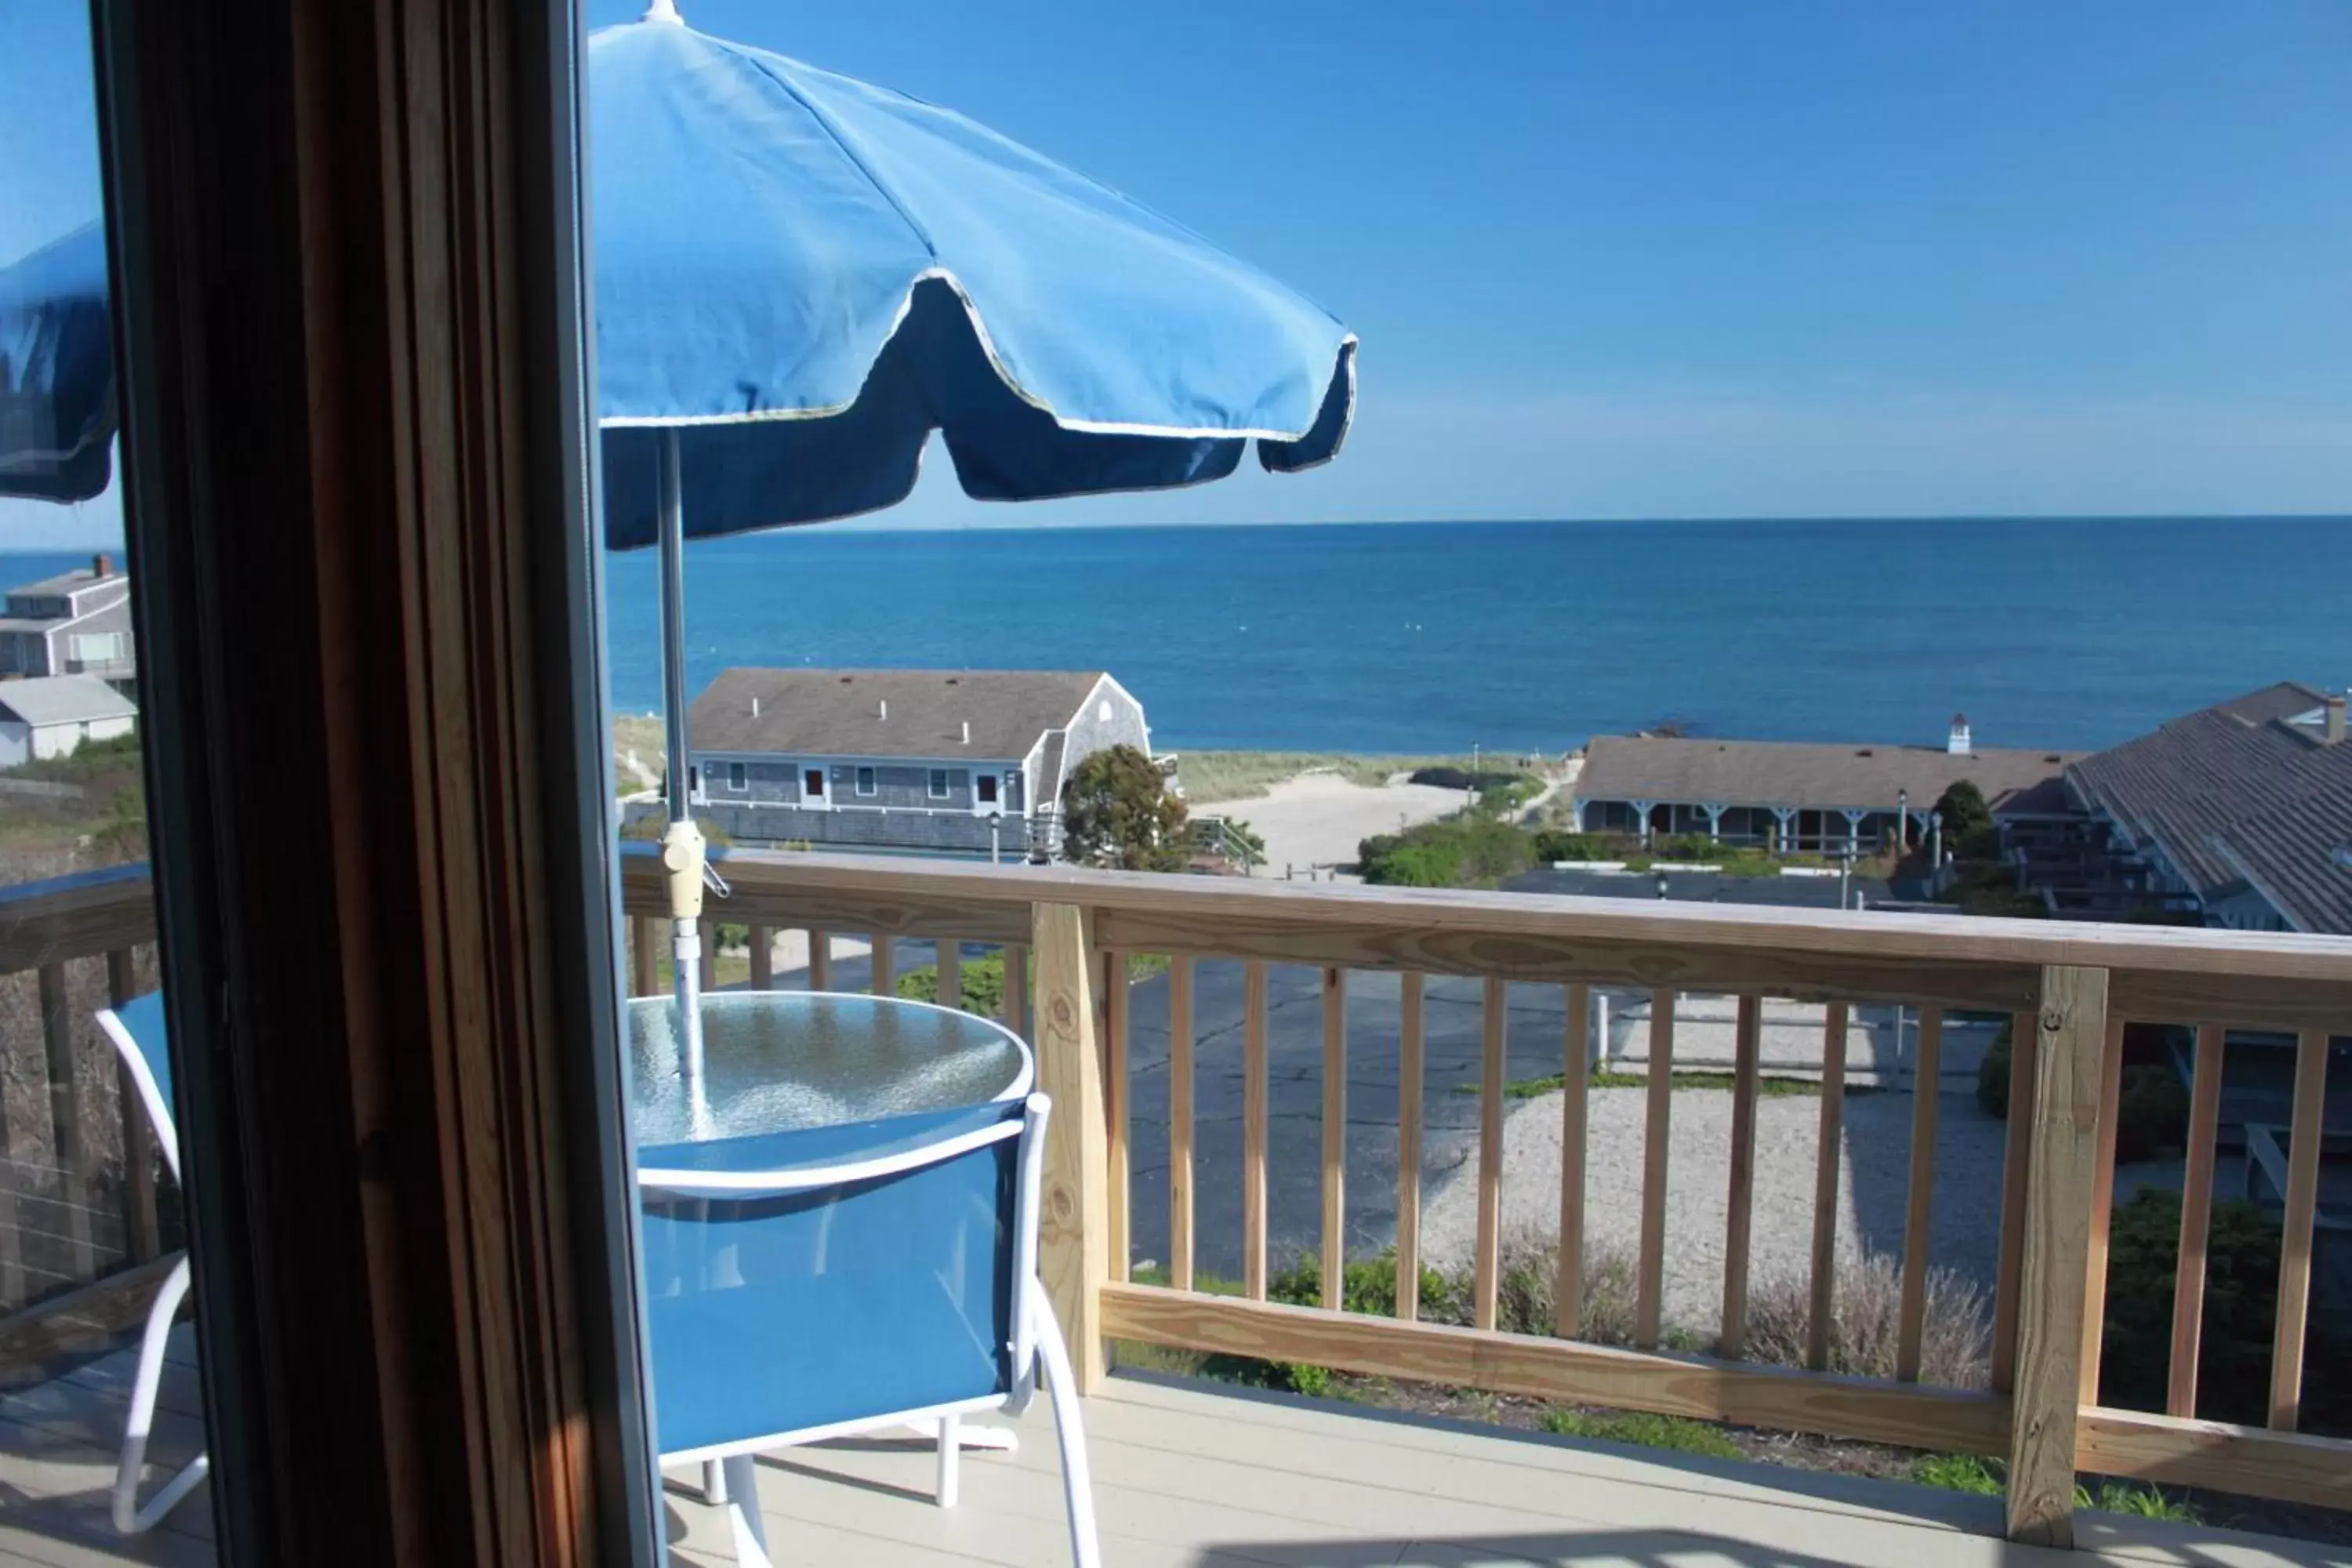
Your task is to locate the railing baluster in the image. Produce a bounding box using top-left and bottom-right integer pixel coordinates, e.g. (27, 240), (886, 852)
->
(1103, 949), (1131, 1285)
(1555, 982), (1590, 1339)
(1320, 967), (1346, 1311)
(2005, 965), (2108, 1548)
(1243, 960), (1269, 1300)
(2270, 1027), (2329, 1431)
(2168, 1021), (2225, 1417)
(1032, 902), (1105, 1392)
(1720, 993), (1762, 1359)
(936, 938), (960, 1009)
(1806, 1000), (1849, 1372)
(108, 949), (159, 1262)
(806, 927), (832, 991)
(869, 933), (894, 996)
(1991, 1007), (2039, 1393)
(1396, 973), (1425, 1323)
(1475, 977), (1507, 1330)
(630, 915), (658, 996)
(1896, 1005), (1943, 1383)
(746, 924), (773, 989)
(37, 964), (96, 1281)
(2079, 1015), (2126, 1404)
(1001, 943), (1026, 1037)
(1167, 956), (1195, 1292)
(1635, 986), (1673, 1349)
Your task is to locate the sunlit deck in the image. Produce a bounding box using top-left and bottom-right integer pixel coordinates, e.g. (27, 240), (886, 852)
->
(2, 1332), (2338, 1568)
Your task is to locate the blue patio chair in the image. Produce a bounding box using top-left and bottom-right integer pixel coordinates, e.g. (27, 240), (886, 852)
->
(92, 993), (210, 1534)
(638, 1091), (1098, 1568)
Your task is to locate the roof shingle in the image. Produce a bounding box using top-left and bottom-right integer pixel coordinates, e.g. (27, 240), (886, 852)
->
(688, 668), (1105, 760)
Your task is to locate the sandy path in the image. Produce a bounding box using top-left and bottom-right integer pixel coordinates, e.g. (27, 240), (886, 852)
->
(1192, 773), (1470, 877)
(1420, 1083), (2011, 1334)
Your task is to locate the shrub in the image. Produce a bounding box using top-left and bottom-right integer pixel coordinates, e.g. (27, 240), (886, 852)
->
(2112, 1065), (2190, 1163)
(895, 951), (1009, 1020)
(1932, 781), (1993, 847)
(1541, 1408), (1742, 1460)
(1744, 1249), (1991, 1389)
(1357, 817), (1539, 888)
(1407, 766), (1528, 793)
(2099, 1187), (2283, 1425)
(1531, 830), (1632, 862)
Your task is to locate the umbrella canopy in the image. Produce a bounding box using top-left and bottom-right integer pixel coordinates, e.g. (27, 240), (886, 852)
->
(0, 222), (112, 504)
(590, 9), (1356, 546)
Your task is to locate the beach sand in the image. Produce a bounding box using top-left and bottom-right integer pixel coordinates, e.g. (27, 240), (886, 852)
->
(1190, 771), (1468, 877)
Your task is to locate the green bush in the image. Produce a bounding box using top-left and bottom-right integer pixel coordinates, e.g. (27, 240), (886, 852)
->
(1358, 817), (1539, 888)
(1909, 1455), (2199, 1521)
(1530, 830), (1632, 862)
(1976, 1020), (2014, 1116)
(2099, 1188), (2281, 1425)
(895, 950), (1008, 1020)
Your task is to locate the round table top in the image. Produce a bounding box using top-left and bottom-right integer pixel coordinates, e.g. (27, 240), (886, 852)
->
(628, 990), (1032, 1149)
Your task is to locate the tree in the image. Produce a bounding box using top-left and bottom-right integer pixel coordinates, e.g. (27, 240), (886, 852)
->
(1060, 744), (1189, 871)
(1932, 779), (1994, 855)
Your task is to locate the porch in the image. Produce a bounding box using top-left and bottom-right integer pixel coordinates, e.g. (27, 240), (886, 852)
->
(0, 853), (2348, 1564)
(0, 1341), (2339, 1568)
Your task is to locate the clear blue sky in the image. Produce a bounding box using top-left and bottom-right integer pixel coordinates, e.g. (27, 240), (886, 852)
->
(9, 1), (2350, 544)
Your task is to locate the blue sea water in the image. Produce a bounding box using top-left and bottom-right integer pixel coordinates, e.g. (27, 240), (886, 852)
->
(603, 516), (2351, 754)
(9, 517), (2347, 754)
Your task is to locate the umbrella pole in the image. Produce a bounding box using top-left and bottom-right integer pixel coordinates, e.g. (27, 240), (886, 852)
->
(655, 427), (709, 1109)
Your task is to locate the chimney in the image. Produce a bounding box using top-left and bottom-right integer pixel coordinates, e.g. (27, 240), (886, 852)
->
(877, 699), (887, 720)
(2326, 692), (2347, 746)
(1947, 713), (1972, 757)
(92, 551), (111, 579)
(960, 720), (971, 745)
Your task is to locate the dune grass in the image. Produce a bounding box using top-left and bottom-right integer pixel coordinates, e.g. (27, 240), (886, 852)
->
(1180, 750), (1477, 804)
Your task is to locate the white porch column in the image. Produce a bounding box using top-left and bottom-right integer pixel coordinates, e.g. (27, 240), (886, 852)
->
(1842, 808), (1867, 855)
(1703, 802), (1726, 843)
(1592, 990), (1612, 1069)
(1632, 799), (1655, 848)
(1772, 806), (1797, 854)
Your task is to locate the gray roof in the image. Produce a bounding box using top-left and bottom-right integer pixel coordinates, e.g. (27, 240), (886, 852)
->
(0, 674), (137, 728)
(2067, 682), (2352, 933)
(5, 565), (122, 599)
(689, 668), (1106, 760)
(1575, 734), (2080, 815)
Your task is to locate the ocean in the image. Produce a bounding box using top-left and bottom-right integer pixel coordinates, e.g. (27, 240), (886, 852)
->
(10, 516), (2347, 754)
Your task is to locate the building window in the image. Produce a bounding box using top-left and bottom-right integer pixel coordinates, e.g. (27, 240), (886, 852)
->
(977, 774), (998, 805)
(928, 768), (950, 800)
(728, 761), (746, 792)
(855, 766), (877, 797)
(804, 768), (825, 797)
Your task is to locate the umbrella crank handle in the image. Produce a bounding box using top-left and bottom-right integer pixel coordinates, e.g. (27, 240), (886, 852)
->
(659, 817), (708, 921)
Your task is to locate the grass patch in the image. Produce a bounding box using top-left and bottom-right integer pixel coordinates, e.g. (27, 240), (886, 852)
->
(1541, 1409), (1743, 1461)
(1468, 1071), (1849, 1100)
(1181, 751), (1476, 804)
(1909, 1455), (2201, 1522)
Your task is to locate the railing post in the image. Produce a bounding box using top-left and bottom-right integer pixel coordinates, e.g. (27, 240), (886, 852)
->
(2005, 964), (2109, 1548)
(1032, 902), (1106, 1392)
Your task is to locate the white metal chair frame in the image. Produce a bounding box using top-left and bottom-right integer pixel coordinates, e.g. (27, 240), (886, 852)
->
(641, 1091), (1099, 1568)
(92, 1005), (211, 1535)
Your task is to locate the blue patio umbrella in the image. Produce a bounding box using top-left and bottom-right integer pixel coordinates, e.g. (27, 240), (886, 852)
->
(0, 222), (113, 504)
(590, 0), (1356, 1097)
(0, 2), (1361, 1102)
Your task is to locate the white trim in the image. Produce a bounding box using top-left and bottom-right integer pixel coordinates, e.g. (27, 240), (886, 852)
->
(854, 764), (878, 797)
(638, 1112), (1022, 1197)
(597, 264), (1356, 446)
(657, 1392), (1008, 1469)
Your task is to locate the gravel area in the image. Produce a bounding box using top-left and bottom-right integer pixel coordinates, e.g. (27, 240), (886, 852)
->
(1420, 1081), (2012, 1333)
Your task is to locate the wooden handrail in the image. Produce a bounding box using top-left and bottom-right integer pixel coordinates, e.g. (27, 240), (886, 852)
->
(618, 844), (2352, 1029)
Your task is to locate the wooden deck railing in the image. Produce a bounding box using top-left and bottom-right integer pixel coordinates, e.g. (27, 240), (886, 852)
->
(9, 855), (2347, 1546)
(623, 845), (2352, 1548)
(0, 864), (169, 1348)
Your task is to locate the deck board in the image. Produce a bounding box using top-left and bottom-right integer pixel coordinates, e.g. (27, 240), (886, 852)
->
(0, 1338), (2343, 1567)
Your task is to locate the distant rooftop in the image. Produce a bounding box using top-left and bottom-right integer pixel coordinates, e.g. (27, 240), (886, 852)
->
(5, 553), (124, 601)
(689, 668), (1109, 760)
(2069, 681), (2352, 934)
(1576, 732), (2080, 815)
(0, 673), (137, 728)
